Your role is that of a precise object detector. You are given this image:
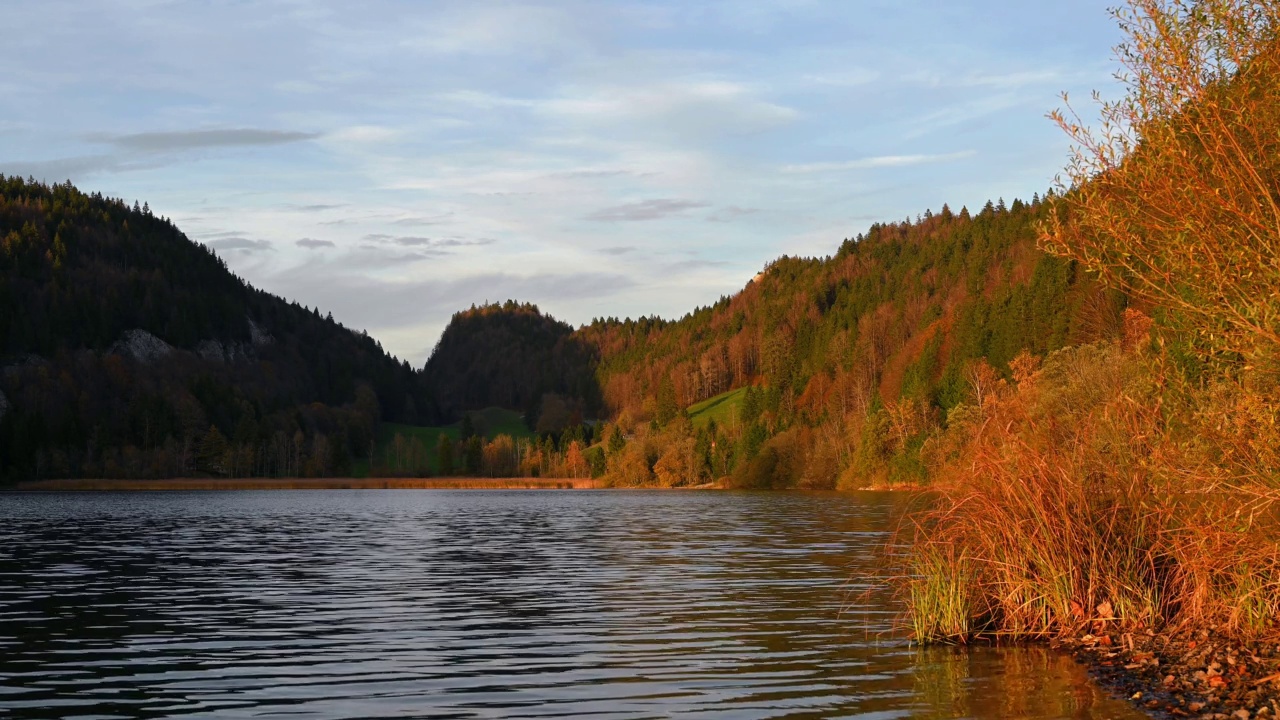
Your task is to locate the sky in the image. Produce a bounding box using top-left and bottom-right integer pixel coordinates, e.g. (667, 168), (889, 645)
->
(1, 0), (1122, 365)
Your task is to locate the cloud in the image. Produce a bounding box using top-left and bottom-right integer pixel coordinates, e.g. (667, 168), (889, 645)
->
(326, 125), (401, 145)
(781, 151), (977, 174)
(547, 169), (643, 181)
(208, 237), (273, 253)
(391, 214), (452, 227)
(437, 237), (496, 247)
(600, 246), (636, 256)
(803, 69), (881, 87)
(542, 81), (799, 139)
(0, 154), (158, 180)
(362, 234), (496, 249)
(4, 129), (320, 181)
(387, 235), (435, 247)
(586, 198), (709, 222)
(296, 238), (335, 249)
(662, 257), (732, 273)
(708, 206), (759, 222)
(96, 129), (319, 153)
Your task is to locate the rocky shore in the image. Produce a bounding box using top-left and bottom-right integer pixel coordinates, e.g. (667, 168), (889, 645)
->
(1057, 629), (1280, 719)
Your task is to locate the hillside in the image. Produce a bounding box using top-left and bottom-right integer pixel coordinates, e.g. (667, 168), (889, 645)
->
(0, 176), (432, 481)
(422, 196), (1125, 488)
(1, 179), (1120, 489)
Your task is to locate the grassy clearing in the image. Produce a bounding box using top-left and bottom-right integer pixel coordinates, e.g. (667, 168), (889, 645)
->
(353, 407), (532, 477)
(687, 387), (748, 429)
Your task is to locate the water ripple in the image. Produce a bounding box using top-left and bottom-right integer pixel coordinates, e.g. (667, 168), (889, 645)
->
(0, 490), (1142, 719)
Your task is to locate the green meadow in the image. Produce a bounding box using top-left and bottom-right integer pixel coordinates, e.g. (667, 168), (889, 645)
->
(687, 387), (749, 430)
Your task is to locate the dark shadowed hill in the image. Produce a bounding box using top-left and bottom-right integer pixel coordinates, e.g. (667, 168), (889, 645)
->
(422, 301), (601, 427)
(0, 177), (431, 481)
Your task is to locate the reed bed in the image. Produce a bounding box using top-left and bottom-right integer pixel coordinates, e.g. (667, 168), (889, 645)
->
(898, 339), (1280, 644)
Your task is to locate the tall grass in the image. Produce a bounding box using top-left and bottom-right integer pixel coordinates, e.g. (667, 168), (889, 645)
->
(899, 334), (1280, 643)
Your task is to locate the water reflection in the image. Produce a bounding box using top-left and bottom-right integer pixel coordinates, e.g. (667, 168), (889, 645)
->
(0, 490), (1142, 719)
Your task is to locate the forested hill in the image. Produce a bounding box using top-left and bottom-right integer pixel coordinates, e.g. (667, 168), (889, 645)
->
(582, 196), (1119, 421)
(423, 301), (600, 424)
(425, 195), (1128, 488)
(0, 176), (431, 481)
(575, 196), (1130, 488)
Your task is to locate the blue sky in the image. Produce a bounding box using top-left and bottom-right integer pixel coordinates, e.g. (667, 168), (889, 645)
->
(2, 0), (1121, 364)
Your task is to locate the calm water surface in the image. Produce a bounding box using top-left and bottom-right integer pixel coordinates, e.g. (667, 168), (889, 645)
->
(0, 490), (1143, 719)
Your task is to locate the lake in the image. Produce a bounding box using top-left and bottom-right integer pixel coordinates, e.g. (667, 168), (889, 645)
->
(0, 490), (1143, 719)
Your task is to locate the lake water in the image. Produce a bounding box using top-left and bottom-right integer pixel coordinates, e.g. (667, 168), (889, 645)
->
(0, 490), (1143, 719)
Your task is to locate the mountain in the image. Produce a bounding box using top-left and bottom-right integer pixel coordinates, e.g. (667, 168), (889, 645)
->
(0, 176), (432, 481)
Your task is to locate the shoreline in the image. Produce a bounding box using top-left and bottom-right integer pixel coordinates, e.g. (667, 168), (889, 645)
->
(1054, 631), (1280, 718)
(10, 477), (607, 491)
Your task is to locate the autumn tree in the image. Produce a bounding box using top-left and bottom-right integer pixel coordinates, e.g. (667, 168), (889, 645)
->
(1045, 0), (1280, 360)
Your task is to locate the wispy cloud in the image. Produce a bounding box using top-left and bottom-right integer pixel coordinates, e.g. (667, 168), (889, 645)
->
(363, 234), (496, 249)
(4, 129), (319, 180)
(296, 238), (335, 249)
(803, 69), (881, 87)
(708, 206), (760, 222)
(586, 199), (709, 222)
(326, 125), (401, 145)
(96, 129), (318, 153)
(0, 154), (160, 180)
(781, 151), (977, 174)
(391, 214), (453, 227)
(209, 237), (273, 253)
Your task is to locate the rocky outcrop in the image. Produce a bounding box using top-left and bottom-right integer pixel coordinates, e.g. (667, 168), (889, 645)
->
(196, 339), (247, 364)
(109, 329), (174, 363)
(248, 317), (274, 347)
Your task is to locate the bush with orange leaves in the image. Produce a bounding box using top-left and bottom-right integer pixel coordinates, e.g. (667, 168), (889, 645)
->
(900, 318), (1280, 642)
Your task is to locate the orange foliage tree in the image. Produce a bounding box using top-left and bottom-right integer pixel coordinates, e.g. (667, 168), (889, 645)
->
(1045, 0), (1280, 359)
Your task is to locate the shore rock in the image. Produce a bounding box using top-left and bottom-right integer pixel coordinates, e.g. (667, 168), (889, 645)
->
(1057, 630), (1280, 719)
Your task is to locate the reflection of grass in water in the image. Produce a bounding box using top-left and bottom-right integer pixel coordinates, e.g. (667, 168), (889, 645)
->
(910, 646), (1142, 719)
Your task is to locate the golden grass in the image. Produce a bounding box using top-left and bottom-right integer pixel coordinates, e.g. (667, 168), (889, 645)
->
(898, 340), (1280, 644)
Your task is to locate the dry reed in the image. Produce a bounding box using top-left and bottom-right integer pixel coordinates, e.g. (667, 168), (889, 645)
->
(898, 338), (1280, 644)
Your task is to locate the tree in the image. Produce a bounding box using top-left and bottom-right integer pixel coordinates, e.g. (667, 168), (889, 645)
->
(198, 425), (229, 476)
(437, 435), (455, 476)
(564, 440), (587, 478)
(655, 378), (679, 425)
(1045, 0), (1280, 360)
(606, 424), (626, 455)
(535, 393), (573, 435)
(463, 435), (483, 475)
